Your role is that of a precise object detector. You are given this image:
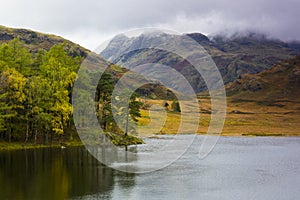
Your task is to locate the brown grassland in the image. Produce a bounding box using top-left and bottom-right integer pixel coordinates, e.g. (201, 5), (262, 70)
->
(137, 97), (300, 137)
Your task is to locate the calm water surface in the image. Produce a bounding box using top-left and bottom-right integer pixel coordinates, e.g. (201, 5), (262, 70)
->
(1, 136), (300, 200)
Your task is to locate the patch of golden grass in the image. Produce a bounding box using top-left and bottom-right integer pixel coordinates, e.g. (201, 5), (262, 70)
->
(137, 109), (181, 135)
(137, 97), (300, 136)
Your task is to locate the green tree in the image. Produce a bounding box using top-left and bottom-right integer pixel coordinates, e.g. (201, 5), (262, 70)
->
(0, 38), (32, 76)
(172, 100), (181, 112)
(96, 72), (114, 131)
(112, 90), (143, 136)
(24, 76), (53, 143)
(95, 72), (142, 135)
(0, 38), (32, 142)
(38, 44), (78, 136)
(0, 68), (27, 142)
(129, 92), (142, 122)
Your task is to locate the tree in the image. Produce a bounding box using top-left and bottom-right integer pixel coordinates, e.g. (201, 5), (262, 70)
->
(124, 92), (143, 136)
(96, 72), (114, 131)
(24, 76), (53, 143)
(129, 92), (142, 122)
(0, 38), (32, 142)
(112, 90), (143, 136)
(95, 72), (143, 135)
(0, 68), (27, 142)
(0, 40), (81, 144)
(0, 38), (32, 76)
(38, 44), (78, 137)
(172, 100), (181, 112)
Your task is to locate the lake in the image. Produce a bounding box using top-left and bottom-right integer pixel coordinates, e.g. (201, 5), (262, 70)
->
(1, 136), (300, 200)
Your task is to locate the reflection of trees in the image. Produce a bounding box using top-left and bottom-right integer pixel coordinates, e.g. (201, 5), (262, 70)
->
(0, 147), (136, 199)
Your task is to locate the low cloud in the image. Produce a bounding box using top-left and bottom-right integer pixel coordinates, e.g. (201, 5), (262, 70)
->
(1, 0), (300, 49)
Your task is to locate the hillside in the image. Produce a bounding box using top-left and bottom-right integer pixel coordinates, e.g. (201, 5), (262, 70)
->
(100, 31), (300, 92)
(227, 55), (300, 102)
(0, 25), (89, 57)
(213, 55), (300, 136)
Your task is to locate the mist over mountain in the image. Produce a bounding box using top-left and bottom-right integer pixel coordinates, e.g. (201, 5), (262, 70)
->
(101, 31), (300, 92)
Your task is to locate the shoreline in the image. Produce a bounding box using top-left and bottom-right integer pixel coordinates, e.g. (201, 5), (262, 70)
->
(0, 132), (144, 151)
(0, 140), (84, 152)
(1, 133), (299, 152)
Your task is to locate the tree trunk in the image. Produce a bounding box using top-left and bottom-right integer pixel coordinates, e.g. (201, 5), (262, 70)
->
(50, 132), (53, 144)
(125, 107), (129, 136)
(68, 119), (73, 141)
(34, 129), (37, 145)
(69, 131), (73, 141)
(45, 131), (48, 145)
(25, 120), (29, 143)
(8, 127), (11, 143)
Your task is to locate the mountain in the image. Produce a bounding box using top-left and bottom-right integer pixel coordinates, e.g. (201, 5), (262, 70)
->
(226, 55), (300, 102)
(100, 31), (300, 92)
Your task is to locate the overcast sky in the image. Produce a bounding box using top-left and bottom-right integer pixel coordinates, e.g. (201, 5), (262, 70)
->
(1, 0), (299, 50)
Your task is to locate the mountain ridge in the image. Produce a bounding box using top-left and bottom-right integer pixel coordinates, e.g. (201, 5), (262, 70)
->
(101, 31), (300, 92)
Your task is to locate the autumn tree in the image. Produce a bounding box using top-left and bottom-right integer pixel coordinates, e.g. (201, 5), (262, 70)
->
(38, 44), (78, 137)
(0, 68), (27, 142)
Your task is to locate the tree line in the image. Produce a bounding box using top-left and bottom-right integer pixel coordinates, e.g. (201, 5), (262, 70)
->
(0, 38), (142, 144)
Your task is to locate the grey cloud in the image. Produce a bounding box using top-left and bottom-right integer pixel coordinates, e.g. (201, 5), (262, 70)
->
(1, 0), (299, 49)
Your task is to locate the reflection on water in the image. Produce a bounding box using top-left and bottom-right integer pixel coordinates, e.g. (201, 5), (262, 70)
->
(0, 147), (135, 200)
(1, 136), (300, 200)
